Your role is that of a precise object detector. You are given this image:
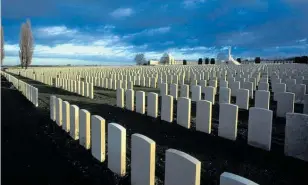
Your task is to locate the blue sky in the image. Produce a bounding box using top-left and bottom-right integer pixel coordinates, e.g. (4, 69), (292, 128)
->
(2, 0), (308, 65)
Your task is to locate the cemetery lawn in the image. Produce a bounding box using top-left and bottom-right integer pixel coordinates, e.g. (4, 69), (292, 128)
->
(3, 73), (308, 185)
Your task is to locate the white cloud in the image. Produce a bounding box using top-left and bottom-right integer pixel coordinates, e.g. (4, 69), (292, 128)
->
(297, 38), (307, 43)
(35, 26), (78, 37)
(3, 41), (221, 65)
(110, 8), (134, 18)
(3, 24), (229, 65)
(123, 26), (171, 39)
(2, 56), (133, 66)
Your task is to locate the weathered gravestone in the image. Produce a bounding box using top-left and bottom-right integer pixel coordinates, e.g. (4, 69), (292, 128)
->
(285, 113), (308, 162)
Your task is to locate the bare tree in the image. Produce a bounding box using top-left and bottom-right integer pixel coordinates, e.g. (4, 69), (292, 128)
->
(1, 26), (4, 65)
(134, 53), (146, 65)
(19, 19), (34, 69)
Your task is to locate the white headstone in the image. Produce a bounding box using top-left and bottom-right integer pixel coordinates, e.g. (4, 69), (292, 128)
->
(304, 94), (308, 114)
(286, 79), (296, 92)
(220, 172), (259, 185)
(147, 92), (158, 118)
(231, 81), (240, 96)
(196, 100), (212, 134)
(91, 115), (105, 162)
(79, 109), (91, 149)
(255, 90), (270, 110)
(294, 84), (306, 103)
(131, 134), (156, 185)
(89, 83), (94, 99)
(276, 92), (295, 118)
(177, 97), (191, 129)
(258, 82), (269, 91)
(219, 87), (231, 104)
(161, 95), (174, 123)
(69, 105), (79, 140)
(170, 84), (178, 100)
(62, 101), (70, 132)
(117, 88), (124, 108)
(204, 86), (215, 104)
(273, 83), (286, 101)
(244, 82), (253, 99)
(248, 107), (273, 151)
(125, 89), (134, 111)
(285, 113), (308, 162)
(218, 103), (238, 141)
(236, 89), (249, 110)
(160, 83), (168, 96)
(108, 123), (126, 176)
(191, 85), (201, 102)
(220, 80), (228, 88)
(164, 149), (201, 185)
(56, 98), (63, 126)
(50, 95), (56, 121)
(180, 84), (189, 98)
(136, 91), (145, 114)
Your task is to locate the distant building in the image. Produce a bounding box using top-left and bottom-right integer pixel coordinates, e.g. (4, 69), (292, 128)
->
(160, 53), (176, 65)
(148, 60), (160, 65)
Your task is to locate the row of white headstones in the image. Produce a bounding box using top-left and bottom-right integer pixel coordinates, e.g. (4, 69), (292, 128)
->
(11, 70), (95, 99)
(2, 72), (38, 107)
(8, 64), (308, 98)
(50, 95), (259, 185)
(116, 84), (308, 162)
(11, 68), (308, 111)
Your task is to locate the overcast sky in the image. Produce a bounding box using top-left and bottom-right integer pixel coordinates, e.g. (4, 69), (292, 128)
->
(2, 0), (308, 65)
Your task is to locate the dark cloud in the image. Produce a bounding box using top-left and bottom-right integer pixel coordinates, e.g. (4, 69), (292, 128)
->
(2, 0), (308, 59)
